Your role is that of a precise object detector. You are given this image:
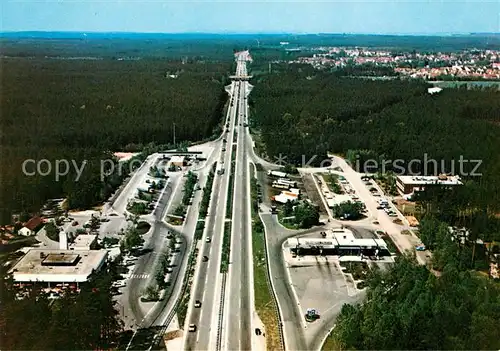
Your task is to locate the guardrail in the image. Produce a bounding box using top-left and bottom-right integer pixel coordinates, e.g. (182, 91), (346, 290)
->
(215, 273), (227, 351)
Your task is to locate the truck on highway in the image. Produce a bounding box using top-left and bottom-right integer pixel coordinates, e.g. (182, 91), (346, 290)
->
(267, 170), (288, 178)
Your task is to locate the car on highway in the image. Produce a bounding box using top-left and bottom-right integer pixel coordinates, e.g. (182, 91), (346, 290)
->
(206, 237), (211, 243)
(188, 324), (197, 332)
(202, 255), (209, 262)
(194, 300), (202, 308)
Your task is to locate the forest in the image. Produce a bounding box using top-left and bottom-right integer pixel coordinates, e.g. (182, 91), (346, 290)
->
(330, 255), (500, 350)
(0, 263), (123, 350)
(0, 34), (246, 61)
(0, 57), (231, 223)
(251, 64), (500, 350)
(249, 69), (500, 241)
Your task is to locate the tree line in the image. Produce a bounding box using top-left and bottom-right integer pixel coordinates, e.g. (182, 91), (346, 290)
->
(0, 58), (231, 224)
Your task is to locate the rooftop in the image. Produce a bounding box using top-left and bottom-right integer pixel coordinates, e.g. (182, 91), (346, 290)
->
(170, 155), (185, 163)
(332, 230), (387, 249)
(70, 234), (97, 250)
(42, 253), (79, 265)
(24, 216), (43, 230)
(287, 229), (387, 250)
(397, 175), (462, 186)
(9, 249), (107, 283)
(326, 194), (353, 207)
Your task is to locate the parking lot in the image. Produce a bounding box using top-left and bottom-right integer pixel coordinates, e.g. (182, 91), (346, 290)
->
(287, 256), (365, 349)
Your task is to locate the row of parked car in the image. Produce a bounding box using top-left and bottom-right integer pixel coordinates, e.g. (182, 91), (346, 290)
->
(376, 199), (398, 217)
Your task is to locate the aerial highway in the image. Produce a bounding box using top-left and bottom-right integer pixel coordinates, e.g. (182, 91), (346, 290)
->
(223, 57), (253, 351)
(184, 80), (239, 350)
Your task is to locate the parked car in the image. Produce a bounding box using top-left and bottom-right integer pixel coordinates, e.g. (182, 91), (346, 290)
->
(72, 221), (78, 226)
(416, 245), (426, 251)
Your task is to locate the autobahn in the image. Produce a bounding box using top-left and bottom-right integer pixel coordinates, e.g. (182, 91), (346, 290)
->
(223, 56), (252, 351)
(184, 79), (239, 350)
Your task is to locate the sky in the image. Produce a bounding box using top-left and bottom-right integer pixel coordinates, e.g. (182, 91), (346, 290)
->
(2, 0), (499, 34)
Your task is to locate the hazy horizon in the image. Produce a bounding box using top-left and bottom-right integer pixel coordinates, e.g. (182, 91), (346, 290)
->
(1, 31), (498, 36)
(2, 1), (499, 34)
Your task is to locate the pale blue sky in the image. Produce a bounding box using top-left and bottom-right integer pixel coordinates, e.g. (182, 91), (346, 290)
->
(2, 0), (499, 34)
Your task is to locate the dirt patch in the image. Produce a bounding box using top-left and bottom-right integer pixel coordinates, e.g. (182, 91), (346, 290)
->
(301, 173), (327, 215)
(395, 198), (421, 217)
(164, 330), (182, 341)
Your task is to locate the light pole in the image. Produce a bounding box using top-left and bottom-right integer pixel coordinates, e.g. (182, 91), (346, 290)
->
(173, 123), (176, 148)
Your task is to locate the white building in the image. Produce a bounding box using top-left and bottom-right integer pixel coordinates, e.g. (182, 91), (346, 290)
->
(69, 234), (98, 251)
(273, 190), (300, 204)
(18, 216), (43, 236)
(9, 249), (108, 284)
(427, 87), (443, 94)
(286, 229), (390, 257)
(326, 194), (353, 208)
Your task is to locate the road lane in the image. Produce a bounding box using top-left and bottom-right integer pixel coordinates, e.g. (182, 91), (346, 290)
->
(226, 72), (252, 351)
(185, 81), (239, 351)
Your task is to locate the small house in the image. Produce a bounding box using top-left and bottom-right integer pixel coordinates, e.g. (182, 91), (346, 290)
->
(19, 216), (43, 236)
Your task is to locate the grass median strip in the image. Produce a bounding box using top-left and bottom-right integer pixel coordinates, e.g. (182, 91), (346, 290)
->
(220, 222), (231, 273)
(250, 169), (282, 351)
(199, 163), (216, 218)
(177, 245), (199, 327)
(226, 147), (236, 218)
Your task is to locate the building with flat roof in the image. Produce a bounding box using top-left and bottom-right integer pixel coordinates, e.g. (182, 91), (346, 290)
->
(287, 229), (390, 258)
(69, 234), (98, 251)
(396, 174), (462, 195)
(273, 191), (299, 204)
(326, 194), (352, 208)
(9, 249), (107, 284)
